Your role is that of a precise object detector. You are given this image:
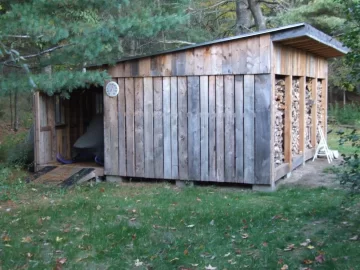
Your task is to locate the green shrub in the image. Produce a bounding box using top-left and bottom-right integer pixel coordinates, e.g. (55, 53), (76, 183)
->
(0, 129), (34, 169)
(337, 129), (360, 191)
(328, 103), (360, 126)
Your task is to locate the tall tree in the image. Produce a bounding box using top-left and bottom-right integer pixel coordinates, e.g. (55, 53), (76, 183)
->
(0, 0), (187, 97)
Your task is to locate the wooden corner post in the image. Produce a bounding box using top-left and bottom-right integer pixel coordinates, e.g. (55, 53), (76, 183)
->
(299, 77), (306, 163)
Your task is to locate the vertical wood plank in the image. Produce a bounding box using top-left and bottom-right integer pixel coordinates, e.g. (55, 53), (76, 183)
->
(200, 76), (209, 181)
(161, 55), (172, 76)
(188, 76), (201, 180)
(139, 58), (151, 77)
(284, 76), (292, 165)
(104, 80), (119, 176)
(178, 77), (188, 180)
(163, 77), (172, 178)
(216, 75), (225, 182)
(47, 97), (56, 161)
(259, 34), (271, 73)
(244, 75), (255, 184)
(299, 77), (306, 158)
(222, 43), (232, 74)
(125, 78), (135, 176)
(254, 74), (271, 185)
(224, 75), (235, 182)
(231, 39), (247, 74)
(208, 76), (217, 181)
(194, 47), (205, 75)
(210, 45), (223, 75)
(118, 78), (127, 175)
(134, 78), (145, 177)
(34, 92), (40, 171)
(171, 77), (179, 178)
(235, 75), (244, 182)
(154, 77), (164, 178)
(246, 37), (260, 74)
(144, 77), (155, 177)
(185, 49), (195, 76)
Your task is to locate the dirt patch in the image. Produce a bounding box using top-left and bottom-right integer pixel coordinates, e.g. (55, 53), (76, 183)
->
(278, 158), (342, 188)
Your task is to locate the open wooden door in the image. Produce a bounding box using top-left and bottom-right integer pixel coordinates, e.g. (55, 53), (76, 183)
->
(34, 92), (57, 171)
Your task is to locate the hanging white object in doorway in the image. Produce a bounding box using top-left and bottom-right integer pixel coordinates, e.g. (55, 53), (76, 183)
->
(106, 81), (119, 97)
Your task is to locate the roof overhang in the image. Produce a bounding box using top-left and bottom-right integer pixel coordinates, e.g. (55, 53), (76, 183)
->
(271, 23), (349, 58)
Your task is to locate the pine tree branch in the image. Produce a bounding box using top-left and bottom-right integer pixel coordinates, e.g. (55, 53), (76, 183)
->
(190, 0), (236, 14)
(1, 44), (74, 65)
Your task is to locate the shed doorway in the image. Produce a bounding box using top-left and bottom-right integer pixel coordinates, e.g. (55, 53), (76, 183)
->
(34, 87), (104, 171)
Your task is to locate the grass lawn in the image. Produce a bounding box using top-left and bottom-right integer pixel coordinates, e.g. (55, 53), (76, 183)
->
(327, 124), (359, 156)
(1, 167), (360, 269)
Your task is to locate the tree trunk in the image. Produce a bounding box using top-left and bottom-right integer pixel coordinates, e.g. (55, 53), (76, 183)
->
(343, 90), (346, 106)
(14, 90), (19, 132)
(235, 0), (252, 34)
(248, 0), (266, 30)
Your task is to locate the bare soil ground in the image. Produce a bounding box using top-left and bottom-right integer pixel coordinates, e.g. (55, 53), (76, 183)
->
(278, 157), (342, 188)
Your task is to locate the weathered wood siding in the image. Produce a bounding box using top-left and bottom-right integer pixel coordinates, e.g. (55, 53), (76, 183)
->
(108, 35), (272, 78)
(104, 75), (272, 184)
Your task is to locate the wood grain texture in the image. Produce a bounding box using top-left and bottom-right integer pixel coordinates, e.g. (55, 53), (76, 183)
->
(125, 78), (135, 176)
(235, 75), (244, 182)
(299, 77), (306, 156)
(215, 76), (225, 181)
(200, 76), (209, 181)
(311, 78), (317, 147)
(244, 75), (255, 184)
(188, 76), (201, 180)
(259, 34), (271, 73)
(117, 78), (127, 176)
(246, 37), (260, 74)
(254, 74), (271, 185)
(178, 77), (188, 180)
(134, 78), (145, 177)
(163, 77), (172, 179)
(224, 75), (235, 182)
(208, 76), (217, 181)
(144, 77), (155, 177)
(284, 76), (292, 165)
(153, 77), (164, 178)
(171, 77), (179, 178)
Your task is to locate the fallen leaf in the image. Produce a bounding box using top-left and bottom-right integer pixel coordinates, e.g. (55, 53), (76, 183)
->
(209, 220), (215, 226)
(26, 252), (33, 258)
(284, 244), (295, 251)
(184, 249), (189, 255)
(262, 242), (268, 247)
(228, 259), (236, 265)
(303, 259), (313, 264)
(169, 257), (179, 262)
(300, 239), (311, 246)
(205, 265), (217, 270)
(56, 237), (63, 242)
(96, 205), (101, 210)
(281, 264), (288, 270)
(57, 258), (67, 265)
(196, 197), (202, 202)
(186, 224), (195, 228)
(2, 234), (11, 242)
(99, 187), (105, 192)
(307, 245), (315, 250)
(130, 218), (136, 222)
(349, 235), (358, 241)
(224, 252), (231, 257)
(235, 249), (241, 254)
(132, 209), (137, 213)
(134, 259), (143, 266)
(241, 233), (249, 239)
(21, 236), (32, 243)
(315, 254), (325, 263)
(191, 264), (199, 266)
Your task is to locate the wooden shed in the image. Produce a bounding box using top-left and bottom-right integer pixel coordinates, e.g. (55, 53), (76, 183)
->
(34, 23), (348, 189)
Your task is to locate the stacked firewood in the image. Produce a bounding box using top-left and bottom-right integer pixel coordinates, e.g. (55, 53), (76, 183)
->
(317, 80), (324, 141)
(274, 78), (285, 166)
(306, 80), (313, 149)
(292, 78), (300, 155)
